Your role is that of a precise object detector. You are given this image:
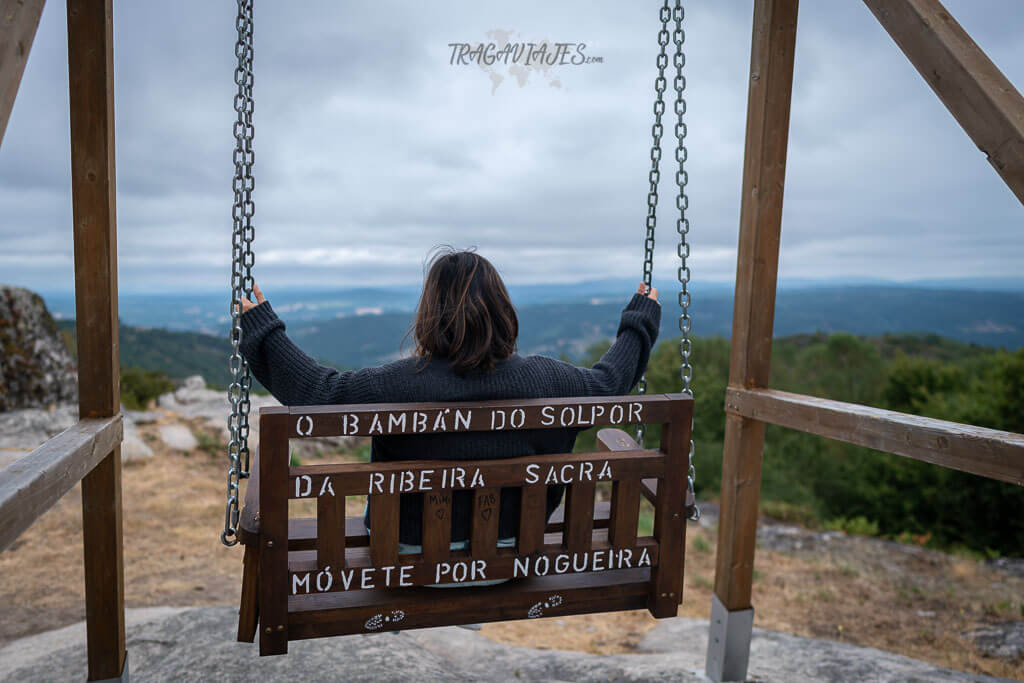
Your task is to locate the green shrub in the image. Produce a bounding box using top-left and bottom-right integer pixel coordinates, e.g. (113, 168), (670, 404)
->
(120, 367), (174, 410)
(824, 516), (880, 537)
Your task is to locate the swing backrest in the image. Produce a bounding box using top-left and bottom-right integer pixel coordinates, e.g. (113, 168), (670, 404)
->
(252, 393), (692, 655)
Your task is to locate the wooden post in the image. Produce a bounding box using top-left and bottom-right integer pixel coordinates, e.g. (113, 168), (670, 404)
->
(863, 0), (1024, 206)
(0, 0), (46, 147)
(707, 1), (798, 681)
(67, 0), (126, 679)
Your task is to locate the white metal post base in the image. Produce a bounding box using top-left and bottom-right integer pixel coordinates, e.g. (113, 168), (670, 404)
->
(705, 594), (754, 682)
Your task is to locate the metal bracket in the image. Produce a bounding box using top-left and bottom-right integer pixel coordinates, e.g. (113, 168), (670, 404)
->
(705, 594), (754, 682)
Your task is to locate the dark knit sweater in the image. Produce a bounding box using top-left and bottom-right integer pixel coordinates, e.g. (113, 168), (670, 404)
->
(239, 293), (661, 544)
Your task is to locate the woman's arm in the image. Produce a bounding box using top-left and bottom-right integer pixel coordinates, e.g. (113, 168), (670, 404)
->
(573, 285), (662, 396)
(239, 300), (372, 407)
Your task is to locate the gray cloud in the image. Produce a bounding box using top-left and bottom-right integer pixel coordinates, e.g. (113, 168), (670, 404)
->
(0, 0), (1021, 294)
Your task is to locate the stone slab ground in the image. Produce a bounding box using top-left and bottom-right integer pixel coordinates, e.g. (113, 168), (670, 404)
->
(0, 607), (1014, 682)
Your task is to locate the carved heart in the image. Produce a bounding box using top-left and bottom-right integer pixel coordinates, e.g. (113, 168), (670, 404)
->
(434, 508), (446, 520)
(481, 507), (493, 521)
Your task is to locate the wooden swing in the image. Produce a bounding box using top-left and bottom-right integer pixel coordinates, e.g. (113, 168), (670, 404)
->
(234, 395), (693, 655)
(221, 0), (699, 656)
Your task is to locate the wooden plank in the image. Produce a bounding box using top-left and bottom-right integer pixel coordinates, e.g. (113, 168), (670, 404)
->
(726, 387), (1024, 486)
(368, 494), (399, 567)
(257, 500), (615, 553)
(287, 568), (652, 638)
(0, 0), (45, 147)
(608, 479), (640, 549)
(716, 0), (799, 614)
(517, 484), (547, 555)
(316, 493), (346, 568)
(258, 424), (289, 655)
(471, 488), (500, 558)
(0, 416), (121, 551)
(648, 398), (692, 617)
(236, 544), (259, 643)
(421, 490), (452, 563)
(260, 394), (676, 438)
(290, 448), (664, 497)
(67, 0), (125, 677)
(563, 481), (596, 552)
(864, 0), (1024, 204)
(288, 538), (659, 593)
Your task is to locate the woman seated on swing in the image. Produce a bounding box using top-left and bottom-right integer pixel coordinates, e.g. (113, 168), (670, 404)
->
(239, 247), (660, 583)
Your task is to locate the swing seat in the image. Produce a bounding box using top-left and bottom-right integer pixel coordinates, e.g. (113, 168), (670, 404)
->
(235, 394), (693, 656)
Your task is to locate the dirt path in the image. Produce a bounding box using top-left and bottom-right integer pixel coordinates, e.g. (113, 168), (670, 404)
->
(1, 426), (1021, 680)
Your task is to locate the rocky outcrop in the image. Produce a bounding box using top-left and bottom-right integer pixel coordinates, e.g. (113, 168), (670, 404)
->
(0, 607), (1012, 682)
(0, 285), (77, 411)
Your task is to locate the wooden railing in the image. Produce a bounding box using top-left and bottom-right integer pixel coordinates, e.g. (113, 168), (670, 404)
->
(709, 1), (1024, 681)
(0, 0), (127, 680)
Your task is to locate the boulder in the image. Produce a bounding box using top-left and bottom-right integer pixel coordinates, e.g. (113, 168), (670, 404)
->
(0, 285), (77, 411)
(157, 424), (198, 452)
(0, 607), (1012, 682)
(964, 621), (1024, 662)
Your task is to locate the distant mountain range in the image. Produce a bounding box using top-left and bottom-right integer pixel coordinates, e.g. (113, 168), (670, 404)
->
(49, 283), (1023, 381)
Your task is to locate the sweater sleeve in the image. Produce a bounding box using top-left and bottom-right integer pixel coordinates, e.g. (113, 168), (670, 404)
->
(573, 293), (662, 396)
(238, 301), (375, 407)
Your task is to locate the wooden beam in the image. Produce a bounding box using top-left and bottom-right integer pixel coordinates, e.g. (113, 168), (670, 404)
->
(0, 0), (45, 147)
(0, 416), (122, 551)
(67, 0), (125, 679)
(715, 0), (799, 613)
(864, 0), (1024, 205)
(726, 387), (1024, 486)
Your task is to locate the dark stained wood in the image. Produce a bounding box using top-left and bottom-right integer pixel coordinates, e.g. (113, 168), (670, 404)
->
(258, 425), (289, 655)
(287, 568), (653, 638)
(259, 394), (674, 438)
(247, 500), (615, 552)
(316, 493), (346, 568)
(236, 544), (259, 643)
(597, 428), (642, 548)
(608, 479), (640, 549)
(648, 397), (692, 616)
(288, 536), (660, 591)
(244, 394), (692, 650)
(716, 0), (799, 614)
(0, 0), (45, 146)
(421, 490), (452, 563)
(864, 0), (1024, 205)
(237, 447), (261, 546)
(67, 0), (126, 677)
(727, 387), (1024, 486)
(471, 488), (500, 557)
(0, 416), (121, 551)
(517, 484), (547, 555)
(563, 481), (596, 553)
(290, 448), (663, 497)
(368, 494), (399, 567)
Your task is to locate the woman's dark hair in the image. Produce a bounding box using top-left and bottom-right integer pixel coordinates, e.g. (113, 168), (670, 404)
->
(413, 248), (518, 375)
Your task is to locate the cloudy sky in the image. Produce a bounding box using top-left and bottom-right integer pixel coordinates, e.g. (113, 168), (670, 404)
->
(1, 1), (1022, 294)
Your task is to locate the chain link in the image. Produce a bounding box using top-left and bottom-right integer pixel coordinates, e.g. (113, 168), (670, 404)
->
(223, 0), (256, 547)
(671, 0), (699, 521)
(636, 0), (672, 447)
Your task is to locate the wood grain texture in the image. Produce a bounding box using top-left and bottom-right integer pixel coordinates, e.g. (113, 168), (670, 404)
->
(368, 494), (399, 567)
(259, 394), (673, 438)
(727, 387), (1024, 486)
(716, 0), (799, 614)
(0, 0), (45, 146)
(471, 488), (500, 557)
(517, 484), (547, 555)
(67, 0), (126, 677)
(864, 0), (1024, 204)
(421, 490), (452, 563)
(258, 426), (289, 655)
(0, 416), (121, 551)
(563, 480), (596, 553)
(316, 493), (346, 568)
(236, 544), (259, 643)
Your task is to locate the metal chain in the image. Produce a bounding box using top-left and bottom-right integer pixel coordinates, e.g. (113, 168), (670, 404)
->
(671, 0), (699, 521)
(636, 0), (672, 447)
(223, 0), (256, 547)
